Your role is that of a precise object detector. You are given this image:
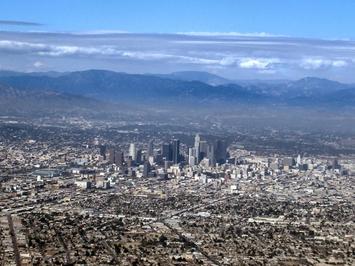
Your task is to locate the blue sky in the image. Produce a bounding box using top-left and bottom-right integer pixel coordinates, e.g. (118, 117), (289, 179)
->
(1, 0), (355, 39)
(1, 1), (355, 81)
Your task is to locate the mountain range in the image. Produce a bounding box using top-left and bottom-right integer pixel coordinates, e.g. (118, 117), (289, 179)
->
(0, 70), (355, 115)
(0, 83), (106, 115)
(154, 71), (231, 86)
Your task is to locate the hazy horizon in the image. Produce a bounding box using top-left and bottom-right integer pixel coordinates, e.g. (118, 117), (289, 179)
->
(2, 0), (355, 82)
(1, 31), (355, 83)
(1, 67), (354, 85)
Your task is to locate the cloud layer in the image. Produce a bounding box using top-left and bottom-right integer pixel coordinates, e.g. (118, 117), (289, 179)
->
(1, 31), (355, 82)
(0, 20), (42, 26)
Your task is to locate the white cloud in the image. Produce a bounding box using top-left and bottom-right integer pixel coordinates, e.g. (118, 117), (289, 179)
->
(177, 56), (220, 65)
(220, 57), (238, 66)
(178, 32), (285, 37)
(39, 45), (119, 56)
(121, 51), (175, 60)
(0, 40), (47, 51)
(71, 30), (128, 35)
(300, 58), (348, 69)
(33, 61), (44, 68)
(175, 40), (295, 46)
(2, 32), (355, 81)
(259, 69), (277, 74)
(0, 40), (124, 57)
(332, 60), (348, 67)
(238, 58), (280, 69)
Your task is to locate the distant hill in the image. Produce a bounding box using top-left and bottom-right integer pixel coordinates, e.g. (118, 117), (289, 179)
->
(155, 71), (231, 85)
(0, 70), (65, 78)
(0, 70), (355, 108)
(0, 70), (256, 103)
(283, 77), (350, 97)
(0, 83), (105, 115)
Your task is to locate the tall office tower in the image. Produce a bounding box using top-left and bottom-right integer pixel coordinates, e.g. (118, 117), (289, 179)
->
(296, 154), (302, 165)
(169, 143), (174, 161)
(172, 139), (180, 164)
(194, 134), (201, 162)
(147, 140), (154, 157)
(114, 151), (124, 166)
(148, 155), (155, 165)
(194, 134), (201, 146)
(199, 140), (209, 160)
(99, 145), (107, 160)
(108, 149), (124, 165)
(126, 157), (133, 168)
(136, 149), (143, 164)
(188, 147), (196, 166)
(161, 143), (171, 161)
(215, 140), (227, 164)
(143, 161), (150, 177)
(108, 148), (116, 164)
(207, 144), (216, 166)
(129, 143), (137, 161)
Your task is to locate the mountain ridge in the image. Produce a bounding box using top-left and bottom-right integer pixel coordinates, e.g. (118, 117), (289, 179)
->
(0, 70), (354, 108)
(0, 83), (108, 115)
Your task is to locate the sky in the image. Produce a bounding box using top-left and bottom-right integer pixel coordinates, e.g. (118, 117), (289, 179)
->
(1, 0), (355, 81)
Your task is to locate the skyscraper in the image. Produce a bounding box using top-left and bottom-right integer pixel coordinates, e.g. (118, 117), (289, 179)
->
(188, 147), (196, 166)
(172, 139), (180, 164)
(114, 151), (124, 166)
(207, 144), (216, 166)
(147, 140), (154, 157)
(143, 161), (151, 177)
(108, 148), (124, 166)
(194, 134), (201, 163)
(129, 143), (137, 161)
(99, 144), (107, 160)
(199, 140), (209, 160)
(215, 140), (227, 164)
(136, 149), (142, 164)
(161, 143), (171, 161)
(296, 154), (302, 166)
(109, 148), (115, 164)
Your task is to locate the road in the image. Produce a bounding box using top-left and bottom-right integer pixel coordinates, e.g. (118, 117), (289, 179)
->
(7, 214), (21, 266)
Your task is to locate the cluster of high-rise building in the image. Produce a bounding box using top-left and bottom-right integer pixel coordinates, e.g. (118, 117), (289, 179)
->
(96, 134), (228, 178)
(160, 139), (181, 164)
(188, 134), (227, 167)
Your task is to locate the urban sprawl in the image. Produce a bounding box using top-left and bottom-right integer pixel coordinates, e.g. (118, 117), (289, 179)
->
(0, 122), (354, 266)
